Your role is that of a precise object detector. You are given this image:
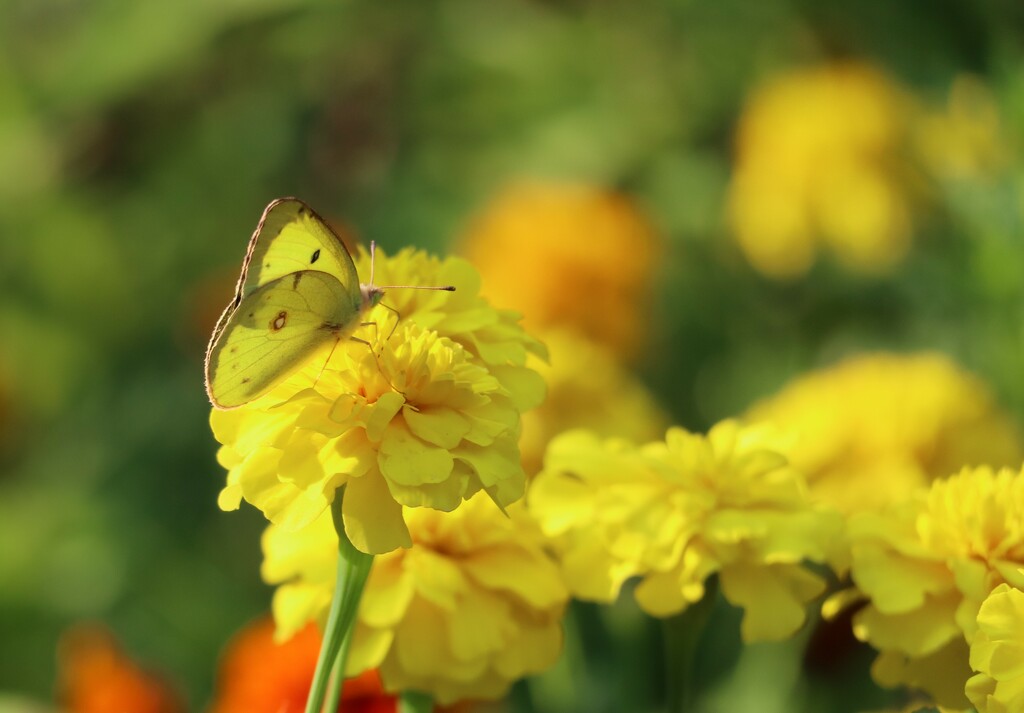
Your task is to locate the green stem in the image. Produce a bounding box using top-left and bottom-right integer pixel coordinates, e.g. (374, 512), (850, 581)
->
(398, 690), (434, 713)
(322, 628), (353, 713)
(663, 577), (719, 713)
(304, 487), (375, 713)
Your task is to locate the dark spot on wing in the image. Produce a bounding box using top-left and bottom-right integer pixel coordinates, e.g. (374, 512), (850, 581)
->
(241, 377), (250, 384)
(230, 347), (237, 353)
(293, 273), (302, 289)
(270, 311), (287, 331)
(265, 263), (271, 268)
(311, 248), (320, 264)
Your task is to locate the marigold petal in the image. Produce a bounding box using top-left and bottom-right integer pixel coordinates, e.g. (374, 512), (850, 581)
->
(454, 439), (521, 488)
(364, 392), (406, 443)
(343, 471), (412, 554)
(528, 472), (595, 537)
(461, 545), (567, 609)
(404, 549), (468, 611)
(393, 599), (460, 678)
(247, 473), (327, 533)
(489, 364), (546, 412)
(360, 557), (416, 628)
(385, 469), (466, 511)
(403, 406), (471, 449)
(850, 540), (949, 614)
(563, 538), (639, 602)
(634, 567), (688, 616)
(271, 582), (331, 642)
(483, 477), (526, 513)
(211, 407), (296, 454)
(493, 619), (563, 679)
(719, 562), (826, 641)
(379, 423), (455, 486)
(853, 590), (962, 655)
(346, 626), (394, 676)
(447, 588), (512, 661)
(872, 641), (972, 709)
(320, 429), (375, 477)
(217, 479), (243, 511)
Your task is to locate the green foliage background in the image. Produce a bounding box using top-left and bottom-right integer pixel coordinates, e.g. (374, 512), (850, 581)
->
(1, 1), (1023, 710)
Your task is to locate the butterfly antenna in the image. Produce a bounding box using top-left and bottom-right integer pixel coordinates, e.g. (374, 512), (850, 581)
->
(367, 240), (455, 291)
(377, 284), (456, 291)
(369, 240), (376, 288)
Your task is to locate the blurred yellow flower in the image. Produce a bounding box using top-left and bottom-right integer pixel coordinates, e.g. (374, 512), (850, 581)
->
(459, 181), (659, 359)
(519, 329), (666, 475)
(728, 63), (915, 278)
(263, 493), (568, 706)
(966, 582), (1024, 713)
(212, 248), (543, 554)
(747, 352), (1021, 514)
(844, 466), (1024, 709)
(529, 421), (842, 642)
(916, 75), (1008, 181)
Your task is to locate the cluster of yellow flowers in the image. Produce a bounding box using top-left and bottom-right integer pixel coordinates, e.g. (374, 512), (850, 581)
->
(530, 422), (842, 642)
(746, 352), (1022, 514)
(727, 62), (1010, 281)
(840, 467), (1024, 709)
(209, 179), (1024, 711)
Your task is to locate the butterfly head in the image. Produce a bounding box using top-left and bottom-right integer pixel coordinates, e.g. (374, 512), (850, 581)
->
(360, 284), (386, 311)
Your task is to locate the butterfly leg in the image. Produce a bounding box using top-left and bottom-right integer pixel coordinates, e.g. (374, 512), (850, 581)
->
(358, 302), (400, 345)
(313, 335), (344, 391)
(377, 302), (402, 341)
(348, 336), (407, 398)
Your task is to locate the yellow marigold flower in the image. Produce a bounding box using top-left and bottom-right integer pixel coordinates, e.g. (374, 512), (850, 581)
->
(352, 248), (547, 411)
(844, 466), (1024, 709)
(967, 582), (1024, 713)
(212, 248), (542, 554)
(519, 329), (667, 475)
(458, 181), (659, 359)
(728, 62), (914, 278)
(262, 493), (568, 706)
(747, 352), (1021, 514)
(529, 421), (842, 642)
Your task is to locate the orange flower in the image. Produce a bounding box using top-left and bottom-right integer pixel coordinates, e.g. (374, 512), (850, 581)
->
(209, 618), (395, 713)
(459, 181), (659, 359)
(58, 625), (182, 713)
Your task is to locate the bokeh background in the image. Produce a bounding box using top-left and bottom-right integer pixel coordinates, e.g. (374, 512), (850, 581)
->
(2, 0), (1024, 711)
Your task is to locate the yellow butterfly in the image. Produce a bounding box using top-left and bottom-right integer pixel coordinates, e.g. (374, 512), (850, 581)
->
(205, 197), (454, 409)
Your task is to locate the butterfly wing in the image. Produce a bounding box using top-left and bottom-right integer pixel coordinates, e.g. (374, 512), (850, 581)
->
(205, 270), (361, 409)
(239, 197), (361, 295)
(206, 198), (367, 409)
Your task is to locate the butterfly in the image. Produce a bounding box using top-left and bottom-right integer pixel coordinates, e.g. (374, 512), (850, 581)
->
(204, 197), (454, 409)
